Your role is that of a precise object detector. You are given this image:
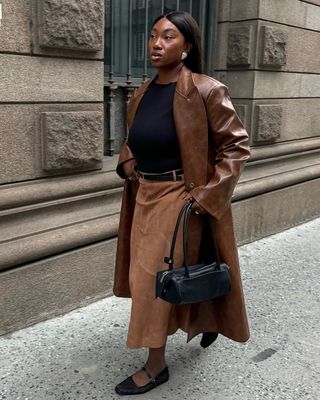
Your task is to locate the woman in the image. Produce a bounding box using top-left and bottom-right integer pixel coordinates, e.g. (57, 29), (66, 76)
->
(114, 11), (250, 396)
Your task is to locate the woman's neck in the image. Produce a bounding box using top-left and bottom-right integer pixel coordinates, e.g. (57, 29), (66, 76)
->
(155, 63), (184, 84)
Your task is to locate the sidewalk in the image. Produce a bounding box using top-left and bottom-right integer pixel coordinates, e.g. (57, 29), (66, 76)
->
(1, 218), (319, 400)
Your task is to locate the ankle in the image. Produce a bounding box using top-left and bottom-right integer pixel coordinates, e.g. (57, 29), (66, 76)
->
(144, 360), (166, 375)
(145, 345), (166, 374)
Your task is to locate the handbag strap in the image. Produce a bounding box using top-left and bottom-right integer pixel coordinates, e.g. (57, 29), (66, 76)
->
(182, 203), (223, 275)
(164, 201), (190, 270)
(182, 201), (193, 277)
(165, 201), (222, 276)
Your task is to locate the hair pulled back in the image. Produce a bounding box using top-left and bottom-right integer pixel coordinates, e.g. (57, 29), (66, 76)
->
(153, 11), (203, 74)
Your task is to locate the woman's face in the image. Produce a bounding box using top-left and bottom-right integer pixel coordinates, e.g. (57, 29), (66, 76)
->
(148, 17), (189, 69)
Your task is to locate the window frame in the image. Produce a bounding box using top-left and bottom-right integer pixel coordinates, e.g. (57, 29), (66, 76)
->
(104, 0), (218, 86)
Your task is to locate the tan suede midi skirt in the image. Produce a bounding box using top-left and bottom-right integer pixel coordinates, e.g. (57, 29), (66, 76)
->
(127, 176), (202, 349)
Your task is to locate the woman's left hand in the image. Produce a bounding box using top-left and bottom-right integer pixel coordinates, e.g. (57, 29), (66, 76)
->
(191, 200), (207, 214)
(183, 193), (207, 214)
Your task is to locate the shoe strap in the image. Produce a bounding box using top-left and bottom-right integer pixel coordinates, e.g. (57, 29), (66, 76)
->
(142, 366), (156, 384)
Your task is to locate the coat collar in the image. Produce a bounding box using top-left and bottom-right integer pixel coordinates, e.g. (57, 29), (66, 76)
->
(175, 65), (196, 98)
(127, 66), (195, 127)
(133, 65), (195, 99)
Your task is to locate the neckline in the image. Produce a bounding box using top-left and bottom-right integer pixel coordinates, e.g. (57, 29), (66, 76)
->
(153, 81), (177, 86)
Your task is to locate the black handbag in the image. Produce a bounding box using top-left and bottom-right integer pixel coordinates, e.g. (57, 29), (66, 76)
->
(155, 201), (231, 304)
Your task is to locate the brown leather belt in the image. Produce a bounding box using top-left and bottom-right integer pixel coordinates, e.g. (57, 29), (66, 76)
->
(137, 169), (183, 181)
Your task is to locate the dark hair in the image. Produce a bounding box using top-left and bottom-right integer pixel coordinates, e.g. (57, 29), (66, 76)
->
(153, 11), (203, 74)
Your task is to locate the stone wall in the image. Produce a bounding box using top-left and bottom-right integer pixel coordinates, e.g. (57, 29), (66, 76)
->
(0, 0), (319, 336)
(215, 0), (320, 242)
(0, 0), (121, 335)
(0, 0), (105, 183)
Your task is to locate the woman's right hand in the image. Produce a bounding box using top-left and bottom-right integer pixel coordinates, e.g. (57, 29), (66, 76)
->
(123, 159), (139, 181)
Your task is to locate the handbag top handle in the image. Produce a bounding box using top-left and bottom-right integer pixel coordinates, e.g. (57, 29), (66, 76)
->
(164, 201), (189, 269)
(164, 201), (222, 277)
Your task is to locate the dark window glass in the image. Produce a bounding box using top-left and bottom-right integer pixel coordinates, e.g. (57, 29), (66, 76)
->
(104, 0), (217, 83)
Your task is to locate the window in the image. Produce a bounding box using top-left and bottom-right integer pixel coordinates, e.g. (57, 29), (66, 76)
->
(104, 0), (218, 84)
(104, 0), (218, 155)
(133, 0), (145, 9)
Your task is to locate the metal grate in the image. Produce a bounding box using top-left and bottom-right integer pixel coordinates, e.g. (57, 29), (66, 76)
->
(104, 0), (218, 155)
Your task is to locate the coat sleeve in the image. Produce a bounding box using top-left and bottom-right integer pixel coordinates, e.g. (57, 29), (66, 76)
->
(116, 86), (141, 179)
(116, 140), (136, 179)
(190, 84), (250, 220)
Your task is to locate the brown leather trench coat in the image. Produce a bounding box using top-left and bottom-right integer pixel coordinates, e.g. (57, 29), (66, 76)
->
(113, 66), (250, 343)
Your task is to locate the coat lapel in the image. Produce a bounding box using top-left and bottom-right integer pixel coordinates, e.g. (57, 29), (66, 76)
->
(127, 66), (208, 188)
(174, 66), (208, 188)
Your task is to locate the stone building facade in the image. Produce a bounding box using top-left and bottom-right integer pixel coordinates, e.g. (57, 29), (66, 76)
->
(0, 0), (319, 335)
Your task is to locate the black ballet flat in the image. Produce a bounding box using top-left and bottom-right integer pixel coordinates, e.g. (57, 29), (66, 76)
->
(115, 365), (169, 396)
(200, 332), (219, 348)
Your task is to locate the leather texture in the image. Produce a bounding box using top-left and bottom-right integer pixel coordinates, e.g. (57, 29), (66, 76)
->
(156, 202), (232, 305)
(115, 366), (169, 395)
(114, 66), (251, 343)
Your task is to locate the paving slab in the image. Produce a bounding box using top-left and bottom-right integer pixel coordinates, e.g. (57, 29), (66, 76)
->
(0, 218), (319, 400)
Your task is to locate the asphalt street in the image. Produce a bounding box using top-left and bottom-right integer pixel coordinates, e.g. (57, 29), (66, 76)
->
(0, 218), (319, 400)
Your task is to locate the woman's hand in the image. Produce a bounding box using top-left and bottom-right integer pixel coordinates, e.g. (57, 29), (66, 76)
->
(123, 159), (139, 181)
(191, 200), (207, 214)
(183, 192), (207, 214)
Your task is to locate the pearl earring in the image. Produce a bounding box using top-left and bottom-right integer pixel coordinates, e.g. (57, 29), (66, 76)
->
(181, 51), (188, 60)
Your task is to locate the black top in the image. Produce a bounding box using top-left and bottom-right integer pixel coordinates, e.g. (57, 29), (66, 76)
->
(128, 81), (182, 173)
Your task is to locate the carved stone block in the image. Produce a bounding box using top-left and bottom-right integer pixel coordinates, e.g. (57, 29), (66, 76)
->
(39, 0), (104, 52)
(42, 111), (103, 171)
(260, 25), (287, 67)
(227, 26), (252, 66)
(255, 104), (282, 142)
